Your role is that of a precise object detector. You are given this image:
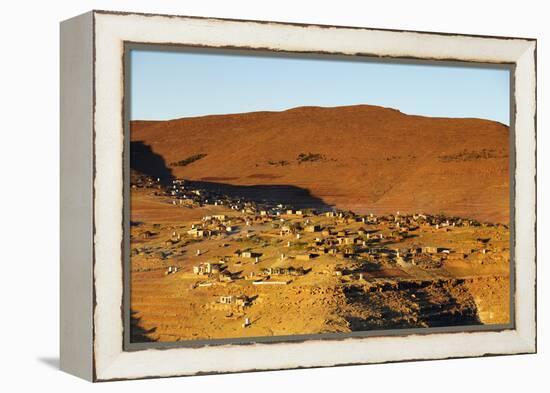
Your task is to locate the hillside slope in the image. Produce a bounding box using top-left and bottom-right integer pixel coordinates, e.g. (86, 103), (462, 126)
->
(131, 105), (509, 223)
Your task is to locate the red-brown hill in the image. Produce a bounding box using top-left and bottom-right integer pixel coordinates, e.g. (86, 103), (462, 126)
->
(131, 105), (509, 223)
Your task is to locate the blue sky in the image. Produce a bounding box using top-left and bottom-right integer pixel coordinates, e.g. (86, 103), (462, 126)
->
(129, 49), (510, 125)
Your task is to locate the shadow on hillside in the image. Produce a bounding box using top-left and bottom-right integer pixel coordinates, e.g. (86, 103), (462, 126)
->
(187, 180), (334, 212)
(130, 141), (333, 210)
(343, 281), (481, 331)
(130, 310), (158, 343)
(130, 141), (174, 183)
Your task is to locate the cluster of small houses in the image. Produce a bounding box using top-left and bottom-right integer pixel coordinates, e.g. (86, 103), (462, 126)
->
(188, 243), (480, 284)
(163, 178), (291, 215)
(135, 177), (496, 279)
(137, 176), (502, 233)
(186, 214), (234, 238)
(130, 173), (163, 190)
(135, 176), (503, 229)
(191, 259), (306, 282)
(133, 176), (502, 329)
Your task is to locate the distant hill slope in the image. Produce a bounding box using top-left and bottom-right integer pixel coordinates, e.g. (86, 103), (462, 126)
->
(131, 105), (509, 223)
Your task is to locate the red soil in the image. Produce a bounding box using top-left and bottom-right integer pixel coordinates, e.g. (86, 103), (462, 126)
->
(131, 105), (509, 223)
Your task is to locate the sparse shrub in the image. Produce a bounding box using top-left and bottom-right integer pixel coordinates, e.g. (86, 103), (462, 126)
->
(171, 153), (207, 167)
(438, 149), (502, 162)
(267, 160), (290, 167)
(297, 152), (325, 164)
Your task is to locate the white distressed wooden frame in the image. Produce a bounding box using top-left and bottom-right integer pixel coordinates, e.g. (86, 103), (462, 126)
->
(60, 10), (536, 382)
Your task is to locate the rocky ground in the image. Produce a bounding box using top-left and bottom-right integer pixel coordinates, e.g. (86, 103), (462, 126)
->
(129, 183), (510, 343)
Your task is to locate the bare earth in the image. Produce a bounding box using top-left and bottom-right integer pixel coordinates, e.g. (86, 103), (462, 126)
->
(130, 186), (509, 343)
(131, 104), (509, 224)
(129, 105), (510, 343)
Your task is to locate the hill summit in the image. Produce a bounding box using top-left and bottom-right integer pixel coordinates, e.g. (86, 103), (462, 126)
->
(131, 104), (509, 223)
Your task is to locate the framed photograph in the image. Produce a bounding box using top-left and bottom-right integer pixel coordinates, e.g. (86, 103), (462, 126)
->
(60, 10), (537, 381)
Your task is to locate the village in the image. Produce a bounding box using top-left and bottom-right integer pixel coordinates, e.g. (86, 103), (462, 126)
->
(130, 174), (511, 342)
